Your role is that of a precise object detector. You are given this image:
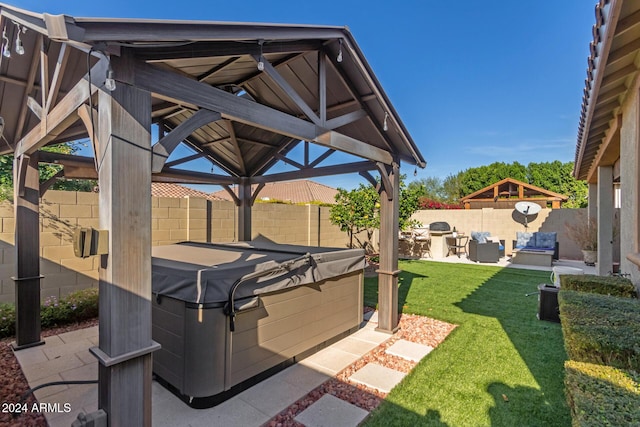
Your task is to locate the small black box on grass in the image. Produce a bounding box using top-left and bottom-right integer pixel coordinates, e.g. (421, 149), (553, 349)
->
(537, 284), (560, 323)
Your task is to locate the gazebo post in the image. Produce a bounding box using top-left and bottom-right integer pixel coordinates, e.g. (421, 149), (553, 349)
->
(237, 177), (252, 241)
(92, 67), (157, 426)
(12, 152), (44, 349)
(376, 161), (400, 333)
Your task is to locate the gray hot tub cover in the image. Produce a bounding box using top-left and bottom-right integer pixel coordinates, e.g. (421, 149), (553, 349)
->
(152, 241), (366, 305)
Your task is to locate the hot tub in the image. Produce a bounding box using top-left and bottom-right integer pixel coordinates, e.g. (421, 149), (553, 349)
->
(151, 241), (365, 407)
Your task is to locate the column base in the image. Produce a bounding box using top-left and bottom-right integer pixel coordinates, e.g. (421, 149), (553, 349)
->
(12, 340), (45, 351)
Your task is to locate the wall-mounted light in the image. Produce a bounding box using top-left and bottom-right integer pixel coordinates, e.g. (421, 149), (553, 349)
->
(337, 39), (343, 63)
(2, 27), (10, 58)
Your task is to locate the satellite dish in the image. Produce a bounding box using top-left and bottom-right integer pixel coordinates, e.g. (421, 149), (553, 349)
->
(514, 202), (541, 228)
(515, 201), (542, 216)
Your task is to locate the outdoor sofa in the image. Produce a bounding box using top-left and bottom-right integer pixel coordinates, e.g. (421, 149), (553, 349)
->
(512, 231), (559, 260)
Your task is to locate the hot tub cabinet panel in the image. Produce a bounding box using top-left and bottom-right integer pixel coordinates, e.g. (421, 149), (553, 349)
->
(151, 242), (365, 406)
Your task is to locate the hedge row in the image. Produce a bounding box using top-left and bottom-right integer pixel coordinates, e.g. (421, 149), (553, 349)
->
(559, 274), (640, 427)
(559, 290), (640, 371)
(560, 274), (637, 298)
(564, 361), (640, 427)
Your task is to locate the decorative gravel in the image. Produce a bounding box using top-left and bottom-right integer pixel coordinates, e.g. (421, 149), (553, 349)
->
(263, 311), (456, 427)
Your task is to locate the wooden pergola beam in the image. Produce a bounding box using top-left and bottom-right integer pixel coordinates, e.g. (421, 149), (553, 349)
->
(131, 61), (394, 165)
(252, 160), (377, 183)
(14, 35), (43, 142)
(254, 54), (321, 125)
(151, 108), (221, 172)
(128, 39), (326, 60)
(15, 58), (109, 157)
(45, 43), (70, 113)
(37, 151), (238, 185)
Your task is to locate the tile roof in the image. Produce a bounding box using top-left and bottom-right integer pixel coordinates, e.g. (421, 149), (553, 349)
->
(211, 180), (338, 204)
(574, 0), (637, 180)
(151, 183), (223, 200)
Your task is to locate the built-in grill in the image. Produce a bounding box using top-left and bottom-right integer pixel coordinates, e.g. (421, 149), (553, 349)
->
(429, 221), (451, 232)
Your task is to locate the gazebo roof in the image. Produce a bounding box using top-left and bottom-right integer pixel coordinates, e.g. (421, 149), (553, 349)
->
(0, 3), (425, 185)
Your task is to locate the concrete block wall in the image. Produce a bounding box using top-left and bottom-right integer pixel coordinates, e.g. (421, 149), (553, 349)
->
(0, 191), (351, 303)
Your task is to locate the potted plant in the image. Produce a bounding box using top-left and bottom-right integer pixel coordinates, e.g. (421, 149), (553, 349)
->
(565, 213), (597, 266)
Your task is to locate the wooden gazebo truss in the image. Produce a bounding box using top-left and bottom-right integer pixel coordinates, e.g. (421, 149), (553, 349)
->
(0, 3), (425, 424)
(460, 178), (568, 209)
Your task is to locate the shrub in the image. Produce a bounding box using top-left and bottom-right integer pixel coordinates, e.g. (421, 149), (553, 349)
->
(0, 288), (98, 338)
(559, 290), (640, 371)
(565, 360), (640, 427)
(417, 197), (463, 210)
(560, 274), (637, 298)
(0, 303), (16, 337)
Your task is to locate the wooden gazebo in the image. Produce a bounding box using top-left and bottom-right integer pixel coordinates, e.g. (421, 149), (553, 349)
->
(0, 3), (425, 425)
(460, 178), (568, 209)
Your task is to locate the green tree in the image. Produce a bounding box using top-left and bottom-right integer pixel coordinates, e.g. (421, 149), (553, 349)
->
(459, 161), (527, 195)
(0, 141), (96, 201)
(329, 175), (423, 251)
(399, 178), (424, 230)
(329, 184), (379, 252)
(407, 177), (441, 200)
(527, 161), (587, 208)
(442, 172), (464, 202)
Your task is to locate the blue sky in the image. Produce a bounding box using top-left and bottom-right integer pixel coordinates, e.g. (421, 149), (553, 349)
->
(10, 1), (595, 190)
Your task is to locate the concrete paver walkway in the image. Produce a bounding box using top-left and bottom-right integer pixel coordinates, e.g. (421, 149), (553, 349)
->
(13, 311), (390, 427)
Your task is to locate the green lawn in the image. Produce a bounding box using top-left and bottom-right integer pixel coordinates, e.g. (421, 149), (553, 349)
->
(362, 260), (571, 427)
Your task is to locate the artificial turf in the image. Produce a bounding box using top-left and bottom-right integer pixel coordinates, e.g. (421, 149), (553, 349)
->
(362, 260), (571, 427)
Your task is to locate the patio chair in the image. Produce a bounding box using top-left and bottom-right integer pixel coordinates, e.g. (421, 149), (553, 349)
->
(468, 231), (504, 263)
(412, 226), (431, 258)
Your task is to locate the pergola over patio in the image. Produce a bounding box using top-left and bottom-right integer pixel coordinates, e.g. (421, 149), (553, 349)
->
(0, 3), (425, 425)
(460, 178), (568, 209)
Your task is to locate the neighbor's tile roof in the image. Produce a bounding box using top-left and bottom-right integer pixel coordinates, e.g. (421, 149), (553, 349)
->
(211, 180), (338, 204)
(151, 183), (223, 200)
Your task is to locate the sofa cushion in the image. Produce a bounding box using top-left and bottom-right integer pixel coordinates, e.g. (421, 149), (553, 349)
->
(534, 232), (557, 249)
(515, 232), (533, 248)
(471, 231), (491, 244)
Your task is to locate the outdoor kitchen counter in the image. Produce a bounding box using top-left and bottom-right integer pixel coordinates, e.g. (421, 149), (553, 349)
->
(429, 231), (454, 258)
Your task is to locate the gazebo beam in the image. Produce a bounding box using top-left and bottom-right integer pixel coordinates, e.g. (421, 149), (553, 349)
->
(252, 160), (377, 183)
(151, 108), (221, 172)
(131, 61), (394, 165)
(15, 58), (108, 157)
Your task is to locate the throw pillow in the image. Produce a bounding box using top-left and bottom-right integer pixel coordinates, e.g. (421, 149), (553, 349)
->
(471, 231), (491, 244)
(535, 232), (557, 249)
(515, 232), (533, 248)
